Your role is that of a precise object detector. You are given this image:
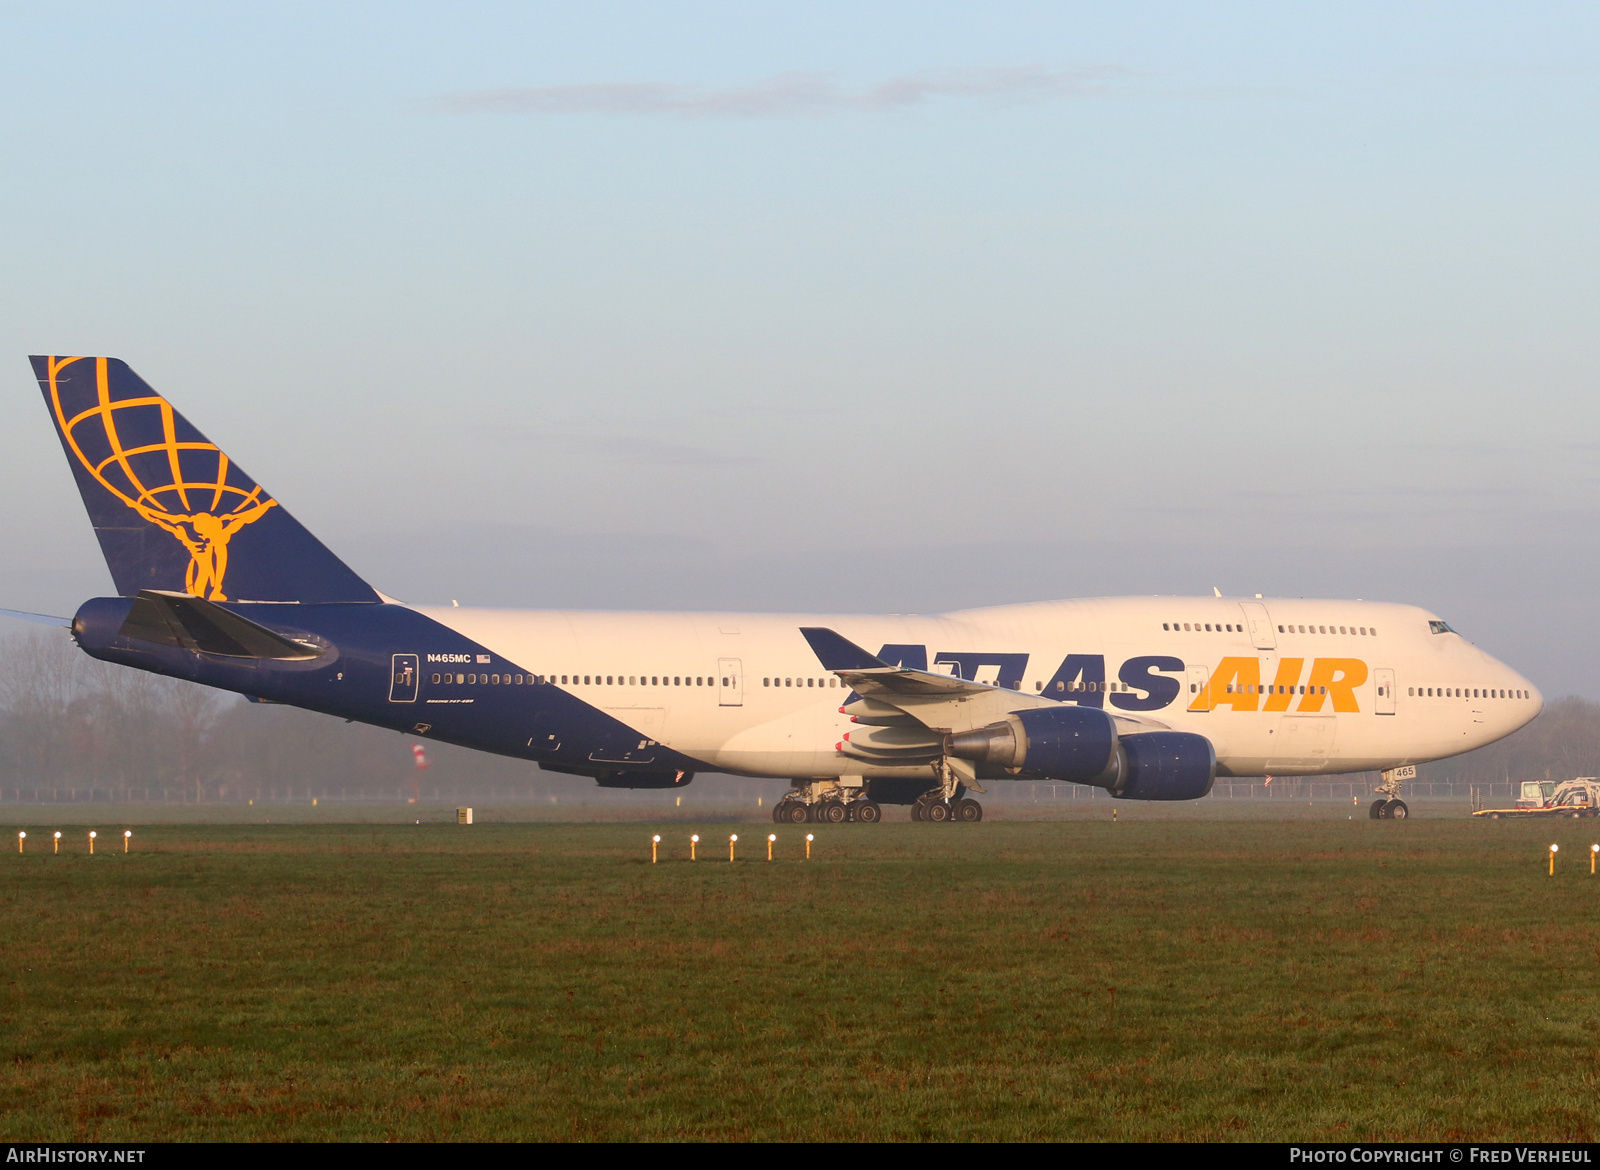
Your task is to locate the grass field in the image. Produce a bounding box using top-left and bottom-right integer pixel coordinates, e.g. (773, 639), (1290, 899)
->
(2, 811), (1598, 1141)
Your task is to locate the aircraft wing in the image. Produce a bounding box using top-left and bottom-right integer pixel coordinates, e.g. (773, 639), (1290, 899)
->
(800, 625), (1172, 738)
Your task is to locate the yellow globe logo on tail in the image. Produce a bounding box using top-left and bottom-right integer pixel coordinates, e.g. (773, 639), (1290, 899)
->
(44, 356), (277, 601)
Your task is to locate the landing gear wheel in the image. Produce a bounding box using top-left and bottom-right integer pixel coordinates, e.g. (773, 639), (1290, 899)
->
(787, 803), (811, 824)
(925, 800), (952, 823)
(954, 798), (983, 822)
(773, 803), (791, 824)
(1385, 799), (1408, 820)
(822, 801), (848, 824)
(910, 802), (924, 822)
(854, 801), (882, 823)
(1369, 800), (1388, 820)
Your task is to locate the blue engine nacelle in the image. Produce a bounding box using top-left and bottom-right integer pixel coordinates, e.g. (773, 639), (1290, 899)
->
(1111, 732), (1216, 800)
(947, 705), (1122, 786)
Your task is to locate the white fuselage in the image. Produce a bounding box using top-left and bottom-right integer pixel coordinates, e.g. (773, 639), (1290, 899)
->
(415, 595), (1541, 780)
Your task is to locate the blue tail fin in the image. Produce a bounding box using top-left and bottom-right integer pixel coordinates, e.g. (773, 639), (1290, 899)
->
(31, 355), (379, 604)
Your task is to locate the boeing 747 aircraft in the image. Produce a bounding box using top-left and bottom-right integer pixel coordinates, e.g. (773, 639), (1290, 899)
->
(9, 356), (1543, 822)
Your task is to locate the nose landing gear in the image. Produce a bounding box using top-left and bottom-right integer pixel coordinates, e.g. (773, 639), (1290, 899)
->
(1370, 766), (1415, 820)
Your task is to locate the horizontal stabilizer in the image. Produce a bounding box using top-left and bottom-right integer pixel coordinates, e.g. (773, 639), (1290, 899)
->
(119, 590), (325, 660)
(0, 607), (71, 629)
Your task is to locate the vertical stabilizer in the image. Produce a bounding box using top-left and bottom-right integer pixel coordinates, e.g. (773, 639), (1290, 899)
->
(31, 355), (379, 604)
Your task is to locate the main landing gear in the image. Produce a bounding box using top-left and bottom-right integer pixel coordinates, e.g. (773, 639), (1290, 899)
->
(769, 769), (986, 823)
(910, 755), (985, 823)
(773, 779), (882, 824)
(1369, 798), (1409, 820)
(912, 794), (983, 822)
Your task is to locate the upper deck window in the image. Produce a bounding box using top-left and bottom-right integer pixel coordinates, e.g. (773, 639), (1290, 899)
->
(1429, 620), (1456, 635)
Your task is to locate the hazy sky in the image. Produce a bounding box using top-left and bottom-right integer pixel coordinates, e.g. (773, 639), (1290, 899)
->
(1, 3), (1596, 693)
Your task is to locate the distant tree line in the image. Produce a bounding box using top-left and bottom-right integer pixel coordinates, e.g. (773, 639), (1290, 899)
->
(0, 628), (1593, 802)
(0, 630), (535, 803)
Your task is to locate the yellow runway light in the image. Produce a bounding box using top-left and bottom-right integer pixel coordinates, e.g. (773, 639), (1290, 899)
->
(690, 834), (699, 861)
(651, 834), (660, 864)
(805, 833), (813, 860)
(767, 833), (776, 861)
(1550, 843), (1559, 875)
(53, 831), (60, 854)
(124, 830), (132, 854)
(729, 834), (738, 862)
(16, 831), (24, 854)
(88, 830), (97, 855)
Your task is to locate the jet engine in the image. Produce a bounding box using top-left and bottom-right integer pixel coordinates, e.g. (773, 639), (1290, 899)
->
(1109, 732), (1215, 800)
(946, 706), (1123, 787)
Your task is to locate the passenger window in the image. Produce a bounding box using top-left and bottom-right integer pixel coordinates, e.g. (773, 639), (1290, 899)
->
(1056, 681), (1065, 692)
(1277, 625), (1284, 632)
(1184, 623), (1191, 631)
(431, 673), (440, 684)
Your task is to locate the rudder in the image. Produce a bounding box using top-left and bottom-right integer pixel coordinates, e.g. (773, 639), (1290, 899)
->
(31, 355), (379, 604)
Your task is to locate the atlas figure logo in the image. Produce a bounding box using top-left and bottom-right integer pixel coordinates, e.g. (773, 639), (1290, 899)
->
(44, 356), (277, 601)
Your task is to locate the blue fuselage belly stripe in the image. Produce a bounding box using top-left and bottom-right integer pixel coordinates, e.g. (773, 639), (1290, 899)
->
(69, 598), (709, 776)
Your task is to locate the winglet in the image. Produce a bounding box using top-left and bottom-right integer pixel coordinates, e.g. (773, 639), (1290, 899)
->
(799, 628), (889, 672)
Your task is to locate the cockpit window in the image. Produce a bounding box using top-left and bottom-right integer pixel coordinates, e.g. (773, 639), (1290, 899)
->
(1428, 620), (1456, 635)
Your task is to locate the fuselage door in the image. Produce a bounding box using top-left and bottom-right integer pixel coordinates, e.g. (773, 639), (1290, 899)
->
(389, 653), (419, 703)
(718, 658), (743, 707)
(1187, 664), (1211, 712)
(1238, 602), (1277, 651)
(1374, 667), (1396, 716)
